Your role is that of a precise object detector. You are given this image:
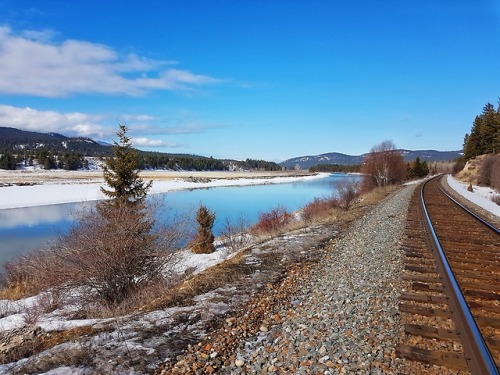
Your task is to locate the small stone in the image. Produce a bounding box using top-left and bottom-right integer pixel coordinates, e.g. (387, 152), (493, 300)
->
(235, 359), (244, 367)
(260, 325), (269, 332)
(210, 352), (218, 358)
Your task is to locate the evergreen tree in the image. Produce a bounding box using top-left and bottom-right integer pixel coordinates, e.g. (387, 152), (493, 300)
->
(191, 205), (216, 254)
(463, 100), (500, 159)
(408, 157), (429, 179)
(100, 125), (152, 205)
(0, 151), (17, 170)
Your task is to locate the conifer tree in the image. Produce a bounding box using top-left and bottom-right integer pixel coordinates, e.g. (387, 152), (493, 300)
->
(191, 205), (216, 254)
(100, 124), (152, 205)
(463, 100), (500, 160)
(408, 157), (429, 178)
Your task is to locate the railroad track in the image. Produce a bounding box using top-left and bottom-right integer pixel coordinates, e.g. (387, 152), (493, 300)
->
(397, 176), (500, 374)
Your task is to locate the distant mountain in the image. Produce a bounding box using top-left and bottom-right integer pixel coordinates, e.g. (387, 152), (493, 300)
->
(280, 149), (462, 169)
(0, 126), (112, 156)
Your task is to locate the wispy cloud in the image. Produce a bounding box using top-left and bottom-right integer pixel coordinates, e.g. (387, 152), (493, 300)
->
(0, 104), (109, 138)
(0, 104), (220, 147)
(132, 137), (184, 148)
(0, 26), (222, 97)
(131, 122), (227, 135)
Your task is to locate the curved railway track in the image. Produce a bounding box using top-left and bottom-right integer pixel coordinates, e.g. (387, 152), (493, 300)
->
(397, 176), (500, 374)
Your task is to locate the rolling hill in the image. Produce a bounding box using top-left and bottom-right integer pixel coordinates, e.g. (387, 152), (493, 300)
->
(280, 149), (462, 169)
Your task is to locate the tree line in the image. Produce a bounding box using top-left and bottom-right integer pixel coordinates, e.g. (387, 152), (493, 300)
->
(463, 100), (500, 160)
(233, 158), (282, 171)
(309, 164), (360, 173)
(0, 149), (87, 170)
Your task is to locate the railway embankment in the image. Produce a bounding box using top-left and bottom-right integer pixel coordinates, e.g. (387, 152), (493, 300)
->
(163, 184), (416, 374)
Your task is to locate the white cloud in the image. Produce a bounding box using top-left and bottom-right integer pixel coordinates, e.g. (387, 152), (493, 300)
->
(132, 137), (183, 148)
(120, 114), (156, 122)
(0, 26), (221, 97)
(0, 104), (109, 138)
(0, 104), (225, 150)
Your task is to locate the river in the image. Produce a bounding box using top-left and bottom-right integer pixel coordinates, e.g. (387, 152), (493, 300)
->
(0, 173), (361, 269)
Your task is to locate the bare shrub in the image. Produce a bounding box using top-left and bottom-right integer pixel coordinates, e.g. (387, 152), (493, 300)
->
(251, 205), (293, 236)
(491, 194), (500, 205)
(433, 161), (454, 175)
(220, 215), (252, 253)
(452, 157), (466, 176)
(2, 248), (58, 296)
(336, 178), (360, 211)
(22, 304), (42, 325)
(3, 201), (180, 308)
(301, 198), (329, 224)
(478, 154), (500, 191)
(37, 290), (64, 314)
(301, 197), (339, 224)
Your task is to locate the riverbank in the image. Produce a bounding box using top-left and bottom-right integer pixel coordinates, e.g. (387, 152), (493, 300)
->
(0, 182), (401, 374)
(0, 170), (323, 210)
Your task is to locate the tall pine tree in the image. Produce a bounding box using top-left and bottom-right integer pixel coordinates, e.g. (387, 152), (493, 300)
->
(100, 125), (152, 205)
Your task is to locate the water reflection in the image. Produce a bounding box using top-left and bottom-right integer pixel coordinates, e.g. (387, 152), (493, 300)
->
(0, 202), (89, 229)
(0, 174), (361, 269)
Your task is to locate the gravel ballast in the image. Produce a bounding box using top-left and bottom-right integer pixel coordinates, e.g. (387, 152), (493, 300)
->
(166, 184), (417, 374)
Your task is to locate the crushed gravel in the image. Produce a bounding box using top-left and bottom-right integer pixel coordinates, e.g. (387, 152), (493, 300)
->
(165, 184), (417, 374)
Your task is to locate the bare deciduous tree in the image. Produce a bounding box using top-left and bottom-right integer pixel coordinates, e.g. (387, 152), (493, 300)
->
(220, 215), (252, 253)
(360, 140), (406, 190)
(336, 178), (360, 210)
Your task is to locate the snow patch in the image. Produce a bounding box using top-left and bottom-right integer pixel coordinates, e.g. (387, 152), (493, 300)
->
(447, 175), (500, 217)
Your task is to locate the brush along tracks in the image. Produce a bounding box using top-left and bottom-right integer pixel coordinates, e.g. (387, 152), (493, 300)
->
(397, 176), (500, 374)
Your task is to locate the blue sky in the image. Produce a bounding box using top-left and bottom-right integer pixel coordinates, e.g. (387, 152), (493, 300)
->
(0, 1), (499, 161)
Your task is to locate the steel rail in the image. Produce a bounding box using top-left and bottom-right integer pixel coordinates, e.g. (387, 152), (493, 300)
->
(420, 177), (499, 375)
(437, 176), (500, 234)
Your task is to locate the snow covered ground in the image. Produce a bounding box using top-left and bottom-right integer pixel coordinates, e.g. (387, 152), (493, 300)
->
(447, 175), (500, 217)
(0, 173), (328, 210)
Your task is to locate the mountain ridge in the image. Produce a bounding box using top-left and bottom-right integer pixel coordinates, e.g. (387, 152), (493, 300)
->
(280, 149), (462, 169)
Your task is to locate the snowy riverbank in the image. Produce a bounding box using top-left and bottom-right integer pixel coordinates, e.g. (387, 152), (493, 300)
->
(0, 172), (328, 210)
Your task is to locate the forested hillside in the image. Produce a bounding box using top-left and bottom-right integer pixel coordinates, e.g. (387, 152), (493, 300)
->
(463, 101), (500, 160)
(0, 127), (282, 172)
(459, 99), (500, 194)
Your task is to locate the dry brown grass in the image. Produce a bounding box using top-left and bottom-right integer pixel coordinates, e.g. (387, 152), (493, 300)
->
(0, 325), (109, 366)
(141, 251), (250, 313)
(0, 282), (33, 300)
